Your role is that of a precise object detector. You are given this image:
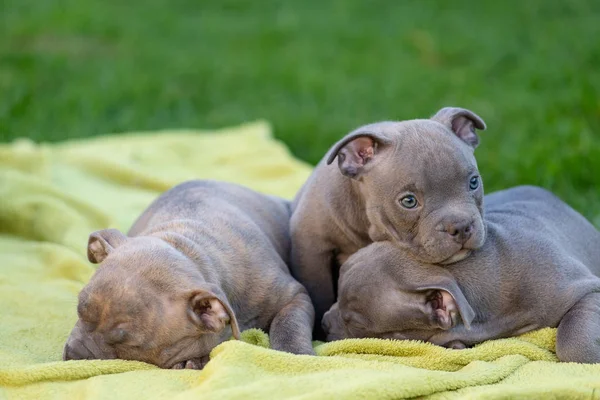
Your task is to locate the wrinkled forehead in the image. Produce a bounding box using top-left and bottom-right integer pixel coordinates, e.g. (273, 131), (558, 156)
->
(90, 239), (195, 291)
(343, 243), (422, 285)
(381, 121), (477, 184)
(78, 270), (161, 325)
(341, 273), (398, 312)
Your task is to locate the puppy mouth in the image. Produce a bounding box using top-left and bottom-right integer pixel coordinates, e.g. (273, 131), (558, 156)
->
(170, 355), (209, 370)
(427, 291), (454, 330)
(439, 249), (471, 265)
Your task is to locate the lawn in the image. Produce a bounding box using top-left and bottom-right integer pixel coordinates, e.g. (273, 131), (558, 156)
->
(1, 0), (599, 224)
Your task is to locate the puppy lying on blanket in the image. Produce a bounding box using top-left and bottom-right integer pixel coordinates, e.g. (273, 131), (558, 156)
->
(64, 180), (315, 369)
(291, 107), (488, 331)
(323, 186), (600, 363)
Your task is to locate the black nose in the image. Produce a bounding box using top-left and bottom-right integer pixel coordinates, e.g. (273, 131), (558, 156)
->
(444, 220), (473, 244)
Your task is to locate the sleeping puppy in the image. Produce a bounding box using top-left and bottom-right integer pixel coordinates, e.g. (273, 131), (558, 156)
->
(323, 186), (600, 363)
(63, 180), (315, 369)
(322, 244), (475, 347)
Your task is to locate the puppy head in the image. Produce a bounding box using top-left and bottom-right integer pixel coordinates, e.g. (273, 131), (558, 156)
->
(324, 243), (475, 341)
(327, 107), (487, 264)
(63, 229), (240, 369)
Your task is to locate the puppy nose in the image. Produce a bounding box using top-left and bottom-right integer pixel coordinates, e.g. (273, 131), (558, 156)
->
(63, 342), (92, 361)
(63, 343), (76, 361)
(444, 220), (473, 243)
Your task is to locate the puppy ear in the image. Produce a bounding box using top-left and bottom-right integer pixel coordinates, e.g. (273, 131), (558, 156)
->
(187, 290), (241, 339)
(87, 229), (128, 264)
(326, 129), (391, 179)
(417, 279), (475, 329)
(431, 107), (486, 149)
(322, 303), (347, 341)
(440, 288), (475, 330)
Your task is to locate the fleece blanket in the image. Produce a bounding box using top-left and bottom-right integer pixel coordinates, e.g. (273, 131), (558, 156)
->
(1, 121), (599, 400)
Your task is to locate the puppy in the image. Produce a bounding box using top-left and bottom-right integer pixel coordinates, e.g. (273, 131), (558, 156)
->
(323, 186), (600, 363)
(322, 245), (474, 346)
(290, 107), (488, 329)
(63, 180), (315, 369)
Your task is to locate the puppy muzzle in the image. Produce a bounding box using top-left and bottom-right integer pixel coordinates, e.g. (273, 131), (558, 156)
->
(63, 341), (93, 361)
(63, 336), (117, 361)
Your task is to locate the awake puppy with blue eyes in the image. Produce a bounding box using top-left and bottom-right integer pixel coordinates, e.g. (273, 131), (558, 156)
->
(290, 107), (488, 333)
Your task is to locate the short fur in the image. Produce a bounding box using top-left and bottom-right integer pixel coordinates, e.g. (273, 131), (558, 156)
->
(64, 180), (315, 369)
(290, 107), (488, 334)
(323, 186), (600, 363)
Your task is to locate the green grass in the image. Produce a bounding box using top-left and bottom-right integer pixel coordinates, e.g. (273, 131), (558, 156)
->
(1, 0), (599, 224)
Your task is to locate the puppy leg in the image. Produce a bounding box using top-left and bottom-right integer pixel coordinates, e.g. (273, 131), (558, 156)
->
(556, 292), (600, 363)
(289, 232), (335, 335)
(269, 290), (316, 355)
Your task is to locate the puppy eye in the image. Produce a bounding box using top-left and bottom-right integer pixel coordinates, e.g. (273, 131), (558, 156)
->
(105, 328), (129, 345)
(469, 176), (480, 190)
(399, 194), (418, 209)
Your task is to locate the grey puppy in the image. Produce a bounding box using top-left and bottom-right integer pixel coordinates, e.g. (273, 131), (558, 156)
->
(63, 180), (315, 369)
(323, 186), (600, 363)
(290, 107), (488, 329)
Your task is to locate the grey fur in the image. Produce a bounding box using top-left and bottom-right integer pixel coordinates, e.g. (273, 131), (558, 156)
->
(323, 186), (600, 363)
(290, 107), (488, 334)
(64, 180), (315, 369)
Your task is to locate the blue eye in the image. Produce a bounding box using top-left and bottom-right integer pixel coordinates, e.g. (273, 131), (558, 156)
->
(400, 195), (418, 209)
(469, 176), (480, 190)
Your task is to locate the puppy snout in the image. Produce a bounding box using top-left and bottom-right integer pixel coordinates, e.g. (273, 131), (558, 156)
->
(63, 342), (92, 361)
(443, 220), (473, 244)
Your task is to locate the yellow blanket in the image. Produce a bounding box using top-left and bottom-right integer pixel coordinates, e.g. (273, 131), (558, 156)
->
(1, 122), (599, 399)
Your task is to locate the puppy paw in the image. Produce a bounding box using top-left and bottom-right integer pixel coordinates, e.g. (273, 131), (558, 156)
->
(445, 340), (468, 350)
(171, 355), (210, 370)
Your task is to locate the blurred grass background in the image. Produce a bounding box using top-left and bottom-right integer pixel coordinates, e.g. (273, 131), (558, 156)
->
(1, 0), (599, 224)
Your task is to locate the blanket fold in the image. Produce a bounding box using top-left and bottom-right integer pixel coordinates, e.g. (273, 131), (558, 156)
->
(1, 121), (599, 399)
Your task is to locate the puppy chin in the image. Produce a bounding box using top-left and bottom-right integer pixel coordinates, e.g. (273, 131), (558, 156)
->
(439, 249), (472, 265)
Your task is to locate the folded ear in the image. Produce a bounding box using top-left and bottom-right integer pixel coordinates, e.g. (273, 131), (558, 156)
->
(187, 289), (241, 339)
(417, 279), (475, 329)
(326, 126), (392, 179)
(87, 229), (128, 264)
(431, 107), (486, 149)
